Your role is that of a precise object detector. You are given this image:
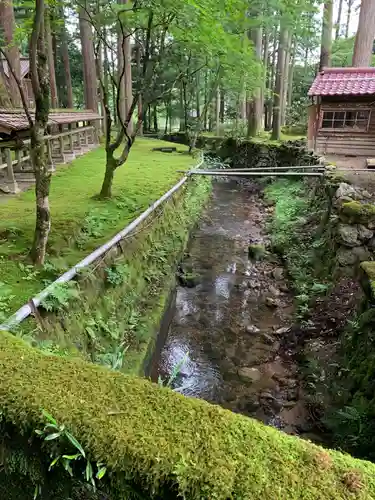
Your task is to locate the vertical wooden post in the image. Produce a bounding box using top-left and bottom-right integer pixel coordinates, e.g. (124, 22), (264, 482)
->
(14, 149), (22, 172)
(5, 148), (19, 193)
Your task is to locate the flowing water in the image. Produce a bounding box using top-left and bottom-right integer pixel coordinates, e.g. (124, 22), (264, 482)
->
(152, 180), (314, 436)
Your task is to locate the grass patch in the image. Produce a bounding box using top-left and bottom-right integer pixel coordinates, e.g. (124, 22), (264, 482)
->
(265, 178), (332, 319)
(2, 331), (375, 499)
(16, 176), (211, 375)
(0, 138), (195, 316)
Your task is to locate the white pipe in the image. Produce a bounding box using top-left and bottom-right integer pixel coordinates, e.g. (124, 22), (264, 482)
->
(185, 171), (324, 177)
(1, 156), (204, 331)
(179, 165), (325, 173)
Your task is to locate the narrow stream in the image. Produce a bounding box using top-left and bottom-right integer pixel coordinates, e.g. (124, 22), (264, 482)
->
(152, 180), (313, 436)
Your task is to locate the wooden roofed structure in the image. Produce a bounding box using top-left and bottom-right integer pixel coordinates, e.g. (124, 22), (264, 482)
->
(0, 109), (102, 194)
(308, 67), (375, 161)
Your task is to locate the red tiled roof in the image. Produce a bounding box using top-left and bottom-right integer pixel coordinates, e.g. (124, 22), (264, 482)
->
(308, 67), (375, 96)
(0, 109), (102, 133)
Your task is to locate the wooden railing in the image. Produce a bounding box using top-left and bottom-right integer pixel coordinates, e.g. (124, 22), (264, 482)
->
(0, 126), (98, 193)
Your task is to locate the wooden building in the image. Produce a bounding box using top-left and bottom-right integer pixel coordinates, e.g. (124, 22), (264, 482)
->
(0, 109), (101, 193)
(307, 67), (375, 158)
(2, 57), (34, 108)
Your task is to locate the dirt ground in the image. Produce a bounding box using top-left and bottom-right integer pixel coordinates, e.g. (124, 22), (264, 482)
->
(325, 154), (375, 191)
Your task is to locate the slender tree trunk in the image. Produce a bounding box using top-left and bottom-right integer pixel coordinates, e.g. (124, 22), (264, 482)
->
(271, 27), (288, 141)
(100, 151), (117, 199)
(345, 0), (354, 38)
(29, 0), (51, 265)
(335, 0), (344, 39)
(352, 0), (375, 67)
(0, 62), (11, 107)
(179, 82), (185, 131)
(153, 104), (158, 132)
(261, 29), (269, 127)
(219, 89), (225, 123)
(110, 47), (117, 124)
(117, 0), (133, 134)
(60, 9), (73, 108)
(0, 0), (20, 106)
(45, 7), (58, 108)
(266, 28), (278, 131)
(247, 26), (263, 138)
(287, 43), (295, 108)
(196, 71), (200, 119)
(203, 68), (209, 129)
(215, 87), (220, 135)
(136, 38), (143, 135)
(319, 1), (333, 71)
(79, 3), (97, 111)
(281, 33), (293, 126)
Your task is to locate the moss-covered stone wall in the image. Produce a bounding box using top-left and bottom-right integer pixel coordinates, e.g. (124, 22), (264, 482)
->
(14, 177), (211, 376)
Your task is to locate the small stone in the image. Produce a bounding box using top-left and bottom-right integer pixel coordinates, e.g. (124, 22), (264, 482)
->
(358, 224), (373, 241)
(261, 332), (275, 345)
(279, 283), (290, 293)
(246, 324), (260, 334)
(238, 367), (262, 382)
(247, 280), (260, 289)
(269, 285), (281, 296)
(272, 267), (284, 280)
(368, 237), (375, 249)
(352, 246), (371, 262)
(362, 190), (372, 200)
(275, 326), (291, 335)
(336, 182), (356, 200)
(337, 223), (360, 247)
(260, 391), (275, 400)
(283, 401), (296, 408)
(337, 248), (357, 266)
(265, 296), (278, 307)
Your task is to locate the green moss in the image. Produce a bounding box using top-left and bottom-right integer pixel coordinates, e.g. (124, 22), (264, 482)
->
(360, 261), (375, 300)
(340, 201), (375, 224)
(0, 139), (195, 313)
(1, 332), (375, 499)
(248, 243), (266, 260)
(16, 177), (211, 376)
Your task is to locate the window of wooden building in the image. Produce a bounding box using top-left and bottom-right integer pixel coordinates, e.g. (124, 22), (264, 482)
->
(320, 109), (371, 132)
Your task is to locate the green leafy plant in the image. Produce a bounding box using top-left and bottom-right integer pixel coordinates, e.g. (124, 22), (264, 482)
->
(34, 409), (107, 495)
(41, 282), (80, 312)
(158, 352), (189, 388)
(105, 263), (130, 286)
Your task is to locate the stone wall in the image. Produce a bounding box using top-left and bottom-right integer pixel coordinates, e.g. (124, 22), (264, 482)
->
(331, 182), (375, 273)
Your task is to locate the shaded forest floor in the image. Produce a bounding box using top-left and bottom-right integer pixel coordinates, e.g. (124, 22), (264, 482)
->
(0, 138), (194, 315)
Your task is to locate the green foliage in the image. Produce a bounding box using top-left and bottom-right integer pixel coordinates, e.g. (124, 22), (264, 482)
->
(41, 283), (80, 312)
(158, 352), (189, 388)
(34, 409), (106, 494)
(2, 331), (375, 498)
(0, 139), (195, 314)
(265, 179), (333, 319)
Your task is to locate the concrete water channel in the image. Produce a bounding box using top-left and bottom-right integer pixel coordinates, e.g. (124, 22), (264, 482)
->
(152, 179), (316, 437)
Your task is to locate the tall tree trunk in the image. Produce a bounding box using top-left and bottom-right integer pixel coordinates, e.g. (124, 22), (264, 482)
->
(196, 71), (200, 119)
(135, 37), (143, 135)
(261, 29), (269, 127)
(281, 33), (293, 127)
(0, 0), (20, 106)
(179, 82), (185, 131)
(247, 26), (263, 138)
(219, 89), (225, 123)
(60, 9), (73, 108)
(117, 0), (133, 134)
(266, 28), (278, 131)
(215, 87), (220, 135)
(29, 0), (51, 265)
(110, 47), (117, 124)
(271, 27), (288, 141)
(153, 104), (158, 132)
(345, 0), (354, 38)
(79, 3), (97, 111)
(352, 0), (375, 67)
(335, 0), (344, 39)
(0, 62), (11, 107)
(319, 1), (333, 71)
(287, 42), (295, 108)
(45, 7), (58, 108)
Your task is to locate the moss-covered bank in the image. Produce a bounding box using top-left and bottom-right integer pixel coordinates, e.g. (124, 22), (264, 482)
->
(15, 176), (211, 375)
(2, 331), (375, 499)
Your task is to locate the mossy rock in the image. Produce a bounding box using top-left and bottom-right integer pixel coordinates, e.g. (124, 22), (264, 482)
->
(360, 261), (375, 303)
(3, 332), (375, 498)
(248, 243), (266, 261)
(340, 201), (375, 225)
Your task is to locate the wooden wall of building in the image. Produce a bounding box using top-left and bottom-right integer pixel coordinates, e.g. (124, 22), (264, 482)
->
(315, 96), (375, 157)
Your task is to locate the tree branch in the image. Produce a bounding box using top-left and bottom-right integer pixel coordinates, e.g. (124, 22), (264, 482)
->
(30, 0), (44, 99)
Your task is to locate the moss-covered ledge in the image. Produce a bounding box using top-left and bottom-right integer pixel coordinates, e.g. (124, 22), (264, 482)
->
(359, 261), (375, 303)
(2, 333), (375, 499)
